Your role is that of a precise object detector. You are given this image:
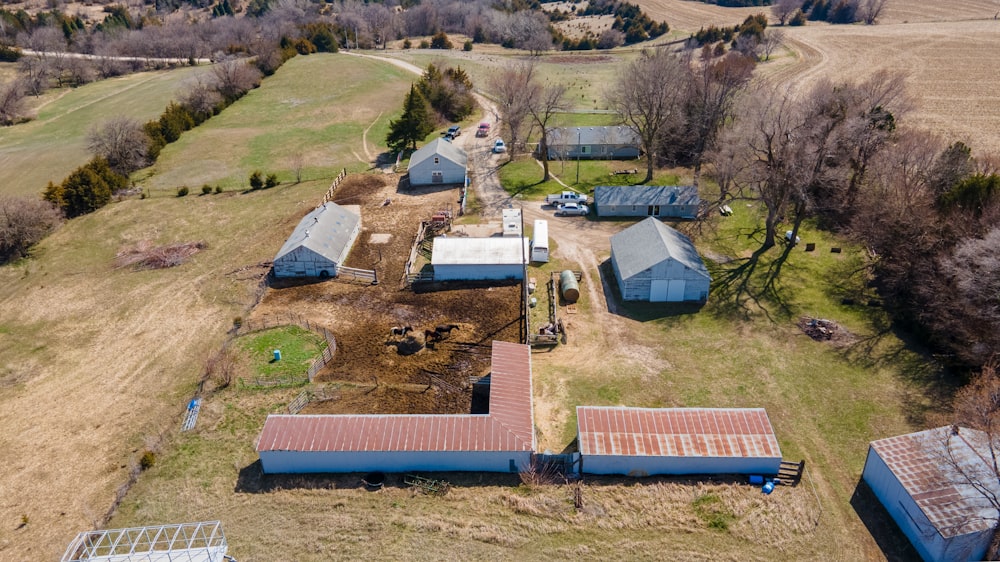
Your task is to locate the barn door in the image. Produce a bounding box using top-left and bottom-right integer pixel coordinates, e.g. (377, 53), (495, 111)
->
(650, 280), (669, 302)
(667, 280), (686, 302)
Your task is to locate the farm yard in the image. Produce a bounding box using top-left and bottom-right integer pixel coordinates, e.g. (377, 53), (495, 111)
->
(3, 2), (1000, 560)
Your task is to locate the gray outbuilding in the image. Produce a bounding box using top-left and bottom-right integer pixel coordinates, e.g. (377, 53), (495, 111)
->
(610, 217), (710, 302)
(431, 237), (530, 281)
(273, 202), (361, 278)
(594, 185), (700, 219)
(546, 126), (641, 160)
(862, 426), (1000, 562)
(408, 137), (468, 186)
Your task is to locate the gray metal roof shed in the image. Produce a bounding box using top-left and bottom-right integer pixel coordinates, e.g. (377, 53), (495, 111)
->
(594, 185), (700, 218)
(611, 218), (709, 281)
(273, 202), (361, 277)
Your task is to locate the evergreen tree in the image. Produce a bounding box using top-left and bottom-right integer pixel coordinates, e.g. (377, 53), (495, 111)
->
(386, 85), (434, 152)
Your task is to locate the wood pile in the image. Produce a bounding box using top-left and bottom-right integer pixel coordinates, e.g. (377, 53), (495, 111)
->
(115, 240), (207, 270)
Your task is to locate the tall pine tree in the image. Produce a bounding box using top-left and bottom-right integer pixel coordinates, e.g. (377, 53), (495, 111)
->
(386, 85), (434, 152)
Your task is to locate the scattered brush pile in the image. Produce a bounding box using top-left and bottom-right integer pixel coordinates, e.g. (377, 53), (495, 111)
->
(115, 240), (207, 270)
(798, 317), (853, 344)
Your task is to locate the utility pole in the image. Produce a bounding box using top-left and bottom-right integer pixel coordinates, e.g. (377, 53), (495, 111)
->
(575, 130), (581, 184)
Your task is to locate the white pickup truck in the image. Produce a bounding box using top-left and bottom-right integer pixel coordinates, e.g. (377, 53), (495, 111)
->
(545, 191), (589, 206)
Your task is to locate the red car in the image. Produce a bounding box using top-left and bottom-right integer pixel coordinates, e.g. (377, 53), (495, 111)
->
(476, 122), (491, 137)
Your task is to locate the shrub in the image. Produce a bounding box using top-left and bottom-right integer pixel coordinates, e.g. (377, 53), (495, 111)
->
(403, 38), (412, 49)
(177, 186), (189, 197)
(0, 196), (63, 264)
(139, 450), (156, 471)
(430, 31), (453, 49)
(214, 185), (224, 194)
(463, 40), (473, 52)
(789, 10), (807, 25)
(43, 158), (124, 218)
(249, 170), (264, 190)
(202, 184), (213, 195)
(419, 39), (429, 49)
(265, 174), (279, 189)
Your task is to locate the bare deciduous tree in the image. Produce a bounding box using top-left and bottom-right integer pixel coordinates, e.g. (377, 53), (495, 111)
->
(488, 60), (535, 161)
(211, 57), (262, 101)
(0, 80), (26, 125)
(526, 82), (568, 182)
(771, 0), (804, 25)
(0, 196), (63, 263)
(858, 0), (889, 25)
(760, 29), (784, 61)
(86, 117), (150, 177)
(607, 49), (688, 183)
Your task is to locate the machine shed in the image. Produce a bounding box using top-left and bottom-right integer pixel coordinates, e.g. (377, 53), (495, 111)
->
(431, 237), (529, 281)
(862, 426), (1000, 562)
(273, 202), (361, 278)
(610, 217), (710, 302)
(408, 138), (468, 186)
(577, 407), (782, 476)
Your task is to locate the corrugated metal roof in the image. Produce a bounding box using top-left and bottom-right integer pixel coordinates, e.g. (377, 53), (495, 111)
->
(547, 126), (640, 147)
(409, 137), (468, 169)
(256, 342), (534, 454)
(431, 237), (530, 266)
(595, 185), (700, 208)
(870, 426), (1000, 538)
(577, 407), (781, 459)
(610, 217), (710, 281)
(273, 202), (360, 264)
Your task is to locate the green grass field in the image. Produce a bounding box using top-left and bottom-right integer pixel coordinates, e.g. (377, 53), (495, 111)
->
(138, 53), (413, 192)
(0, 65), (207, 198)
(235, 326), (324, 381)
(499, 155), (683, 198)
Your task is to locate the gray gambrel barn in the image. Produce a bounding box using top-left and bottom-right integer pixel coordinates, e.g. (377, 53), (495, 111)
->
(408, 137), (468, 186)
(273, 202), (361, 278)
(594, 185), (700, 219)
(546, 126), (641, 160)
(611, 218), (710, 302)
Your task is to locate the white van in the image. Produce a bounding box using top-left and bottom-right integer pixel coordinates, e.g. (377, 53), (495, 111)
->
(531, 219), (549, 263)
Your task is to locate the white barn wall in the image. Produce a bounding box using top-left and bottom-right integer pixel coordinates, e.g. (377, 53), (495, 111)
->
(862, 446), (992, 562)
(273, 216), (361, 278)
(409, 157), (466, 186)
(433, 264), (524, 281)
(616, 257), (710, 302)
(259, 450), (531, 474)
(582, 454), (781, 476)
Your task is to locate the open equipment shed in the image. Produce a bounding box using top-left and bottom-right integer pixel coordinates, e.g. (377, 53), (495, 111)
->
(862, 426), (1000, 562)
(577, 407), (782, 476)
(610, 217), (710, 302)
(256, 341), (535, 473)
(273, 202), (361, 278)
(431, 237), (530, 281)
(61, 521), (228, 562)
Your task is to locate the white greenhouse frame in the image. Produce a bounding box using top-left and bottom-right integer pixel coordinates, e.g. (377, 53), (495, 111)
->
(61, 520), (229, 562)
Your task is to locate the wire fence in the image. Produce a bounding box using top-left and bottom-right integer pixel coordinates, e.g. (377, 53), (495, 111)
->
(230, 312), (337, 385)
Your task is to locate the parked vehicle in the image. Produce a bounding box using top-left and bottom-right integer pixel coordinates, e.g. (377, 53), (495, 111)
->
(446, 125), (461, 137)
(492, 139), (507, 153)
(555, 203), (589, 217)
(476, 123), (491, 137)
(545, 191), (589, 206)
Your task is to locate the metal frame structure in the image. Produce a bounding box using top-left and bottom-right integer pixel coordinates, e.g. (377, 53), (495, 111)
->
(61, 520), (229, 562)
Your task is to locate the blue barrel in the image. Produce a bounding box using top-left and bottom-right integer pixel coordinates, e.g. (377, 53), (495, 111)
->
(748, 475), (764, 485)
(762, 480), (775, 494)
(273, 349), (282, 361)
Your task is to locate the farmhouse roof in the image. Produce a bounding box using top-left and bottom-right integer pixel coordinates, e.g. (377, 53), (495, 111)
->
(256, 341), (535, 454)
(273, 202), (360, 263)
(594, 185), (700, 208)
(610, 217), (709, 280)
(576, 407), (781, 459)
(547, 126), (640, 147)
(409, 137), (468, 169)
(431, 237), (530, 266)
(870, 426), (1000, 538)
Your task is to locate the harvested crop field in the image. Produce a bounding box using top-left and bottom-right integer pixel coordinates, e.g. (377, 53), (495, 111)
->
(252, 174), (522, 416)
(636, 0), (768, 31)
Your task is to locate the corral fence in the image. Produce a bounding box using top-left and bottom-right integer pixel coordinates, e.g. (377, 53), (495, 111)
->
(230, 311), (337, 384)
(402, 220), (431, 288)
(321, 168), (348, 204)
(338, 265), (378, 285)
(288, 385), (343, 414)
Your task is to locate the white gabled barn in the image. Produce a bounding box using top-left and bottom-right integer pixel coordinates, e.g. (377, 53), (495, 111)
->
(273, 203), (361, 278)
(577, 407), (782, 476)
(862, 426), (1000, 562)
(610, 217), (710, 302)
(431, 237), (529, 281)
(408, 138), (468, 186)
(256, 341), (535, 474)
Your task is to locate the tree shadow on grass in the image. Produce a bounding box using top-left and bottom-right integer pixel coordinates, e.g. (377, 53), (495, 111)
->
(850, 478), (921, 562)
(707, 240), (796, 323)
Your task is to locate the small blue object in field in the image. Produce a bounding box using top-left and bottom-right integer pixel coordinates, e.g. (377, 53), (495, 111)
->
(762, 480), (775, 494)
(273, 349), (282, 361)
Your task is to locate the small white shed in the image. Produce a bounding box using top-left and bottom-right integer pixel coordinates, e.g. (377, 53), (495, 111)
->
(408, 138), (468, 186)
(577, 407), (782, 476)
(502, 208), (522, 237)
(256, 342), (535, 474)
(431, 237), (529, 281)
(273, 202), (361, 278)
(862, 426), (1000, 562)
(610, 217), (710, 302)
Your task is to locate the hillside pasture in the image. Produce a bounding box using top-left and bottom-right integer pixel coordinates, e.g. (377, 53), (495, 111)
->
(138, 53), (413, 192)
(0, 65), (206, 197)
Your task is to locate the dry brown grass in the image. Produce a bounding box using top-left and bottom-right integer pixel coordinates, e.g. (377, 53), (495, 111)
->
(637, 0), (771, 31)
(114, 240), (207, 271)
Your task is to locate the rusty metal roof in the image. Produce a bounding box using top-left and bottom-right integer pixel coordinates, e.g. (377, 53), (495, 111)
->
(576, 407), (781, 459)
(256, 341), (534, 454)
(870, 426), (1000, 538)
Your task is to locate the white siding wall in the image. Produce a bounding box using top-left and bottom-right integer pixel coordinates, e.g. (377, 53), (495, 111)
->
(617, 257), (710, 302)
(582, 454), (781, 476)
(259, 450), (531, 474)
(410, 159), (466, 186)
(862, 446), (993, 562)
(433, 264), (524, 281)
(597, 204), (697, 218)
(274, 247), (337, 278)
